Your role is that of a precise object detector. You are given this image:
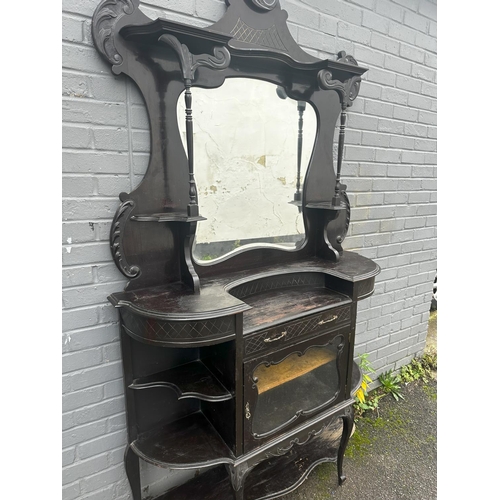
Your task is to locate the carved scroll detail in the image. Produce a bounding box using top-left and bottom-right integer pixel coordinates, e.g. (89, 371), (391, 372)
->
(337, 51), (362, 107)
(265, 415), (338, 459)
(92, 0), (135, 65)
(158, 34), (231, 81)
(110, 200), (141, 278)
(317, 69), (346, 100)
(251, 0), (279, 11)
(336, 191), (351, 244)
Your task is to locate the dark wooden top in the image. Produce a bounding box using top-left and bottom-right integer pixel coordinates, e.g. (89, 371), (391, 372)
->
(109, 253), (380, 321)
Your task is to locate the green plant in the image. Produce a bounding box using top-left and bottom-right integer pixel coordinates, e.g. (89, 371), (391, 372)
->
(400, 353), (437, 385)
(379, 370), (404, 401)
(354, 354), (382, 416)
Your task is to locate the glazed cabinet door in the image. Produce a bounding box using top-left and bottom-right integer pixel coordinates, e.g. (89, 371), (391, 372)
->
(242, 328), (349, 453)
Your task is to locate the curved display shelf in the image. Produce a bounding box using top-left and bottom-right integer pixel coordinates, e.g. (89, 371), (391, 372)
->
(131, 412), (234, 469)
(129, 360), (233, 402)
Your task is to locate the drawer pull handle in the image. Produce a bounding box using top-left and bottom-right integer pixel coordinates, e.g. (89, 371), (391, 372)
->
(264, 331), (287, 343)
(245, 403), (251, 420)
(318, 315), (338, 325)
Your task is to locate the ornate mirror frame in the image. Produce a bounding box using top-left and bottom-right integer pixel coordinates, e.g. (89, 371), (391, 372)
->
(92, 0), (367, 293)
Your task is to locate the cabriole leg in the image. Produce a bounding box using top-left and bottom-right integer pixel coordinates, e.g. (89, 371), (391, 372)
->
(337, 407), (354, 485)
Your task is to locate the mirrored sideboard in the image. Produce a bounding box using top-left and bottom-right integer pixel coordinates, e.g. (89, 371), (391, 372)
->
(92, 1), (380, 499)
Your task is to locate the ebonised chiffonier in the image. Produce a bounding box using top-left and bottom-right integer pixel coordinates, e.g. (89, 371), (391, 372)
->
(92, 1), (381, 498)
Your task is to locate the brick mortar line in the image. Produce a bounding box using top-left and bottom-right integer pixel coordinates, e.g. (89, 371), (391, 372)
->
(62, 395), (124, 414)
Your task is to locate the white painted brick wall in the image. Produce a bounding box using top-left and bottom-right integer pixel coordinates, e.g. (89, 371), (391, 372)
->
(62, 1), (437, 498)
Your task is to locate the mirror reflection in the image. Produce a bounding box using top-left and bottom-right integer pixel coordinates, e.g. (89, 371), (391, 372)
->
(177, 78), (316, 262)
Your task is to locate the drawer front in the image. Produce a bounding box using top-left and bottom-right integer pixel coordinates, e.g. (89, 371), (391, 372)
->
(244, 304), (351, 358)
(120, 309), (236, 346)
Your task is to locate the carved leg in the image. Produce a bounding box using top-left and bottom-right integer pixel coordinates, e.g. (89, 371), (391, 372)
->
(226, 462), (251, 500)
(125, 445), (141, 500)
(337, 407), (354, 485)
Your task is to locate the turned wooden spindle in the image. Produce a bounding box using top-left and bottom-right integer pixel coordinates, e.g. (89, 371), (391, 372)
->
(333, 102), (347, 207)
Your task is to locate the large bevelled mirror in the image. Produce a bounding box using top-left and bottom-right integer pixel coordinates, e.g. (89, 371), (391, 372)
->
(177, 78), (317, 263)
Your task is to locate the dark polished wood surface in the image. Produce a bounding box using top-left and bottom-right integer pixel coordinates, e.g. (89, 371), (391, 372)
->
(92, 0), (380, 498)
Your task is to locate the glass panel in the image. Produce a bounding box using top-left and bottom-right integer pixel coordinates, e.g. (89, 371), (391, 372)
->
(177, 78), (317, 262)
(251, 341), (341, 437)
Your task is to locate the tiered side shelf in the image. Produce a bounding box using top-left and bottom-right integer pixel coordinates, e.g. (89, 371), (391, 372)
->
(129, 360), (233, 402)
(131, 412), (234, 469)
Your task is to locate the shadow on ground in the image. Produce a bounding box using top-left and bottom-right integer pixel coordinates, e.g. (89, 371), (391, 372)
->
(282, 312), (437, 500)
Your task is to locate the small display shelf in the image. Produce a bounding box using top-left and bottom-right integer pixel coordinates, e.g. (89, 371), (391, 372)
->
(131, 213), (206, 223)
(131, 412), (233, 469)
(129, 360), (233, 402)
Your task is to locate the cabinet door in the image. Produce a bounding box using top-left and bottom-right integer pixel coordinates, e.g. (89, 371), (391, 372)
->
(243, 329), (349, 452)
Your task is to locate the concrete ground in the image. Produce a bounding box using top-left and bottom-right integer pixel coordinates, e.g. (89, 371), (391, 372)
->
(282, 311), (438, 500)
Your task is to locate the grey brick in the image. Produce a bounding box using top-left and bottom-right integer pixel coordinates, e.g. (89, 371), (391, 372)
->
(62, 15), (84, 43)
(379, 245), (404, 259)
(63, 323), (119, 353)
(63, 151), (130, 174)
(425, 52), (437, 69)
(359, 164), (387, 177)
(384, 54), (412, 75)
(62, 243), (112, 266)
(95, 175), (131, 196)
(77, 430), (127, 460)
(411, 64), (436, 83)
(104, 379), (125, 399)
(62, 454), (109, 486)
(355, 192), (385, 206)
(63, 176), (95, 197)
(375, 0), (404, 22)
(338, 21), (371, 44)
(195, 0), (226, 22)
(63, 125), (93, 149)
(62, 199), (119, 221)
(93, 127), (129, 152)
(62, 483), (81, 500)
(393, 105), (418, 122)
(396, 74), (422, 93)
(73, 397), (126, 427)
(364, 99), (393, 118)
(384, 192), (408, 204)
(284, 1), (320, 28)
(80, 465), (126, 494)
(404, 122), (428, 137)
(381, 87), (408, 105)
(66, 362), (123, 392)
(371, 33), (400, 55)
(62, 266), (94, 288)
(63, 386), (104, 413)
(361, 10), (390, 34)
(373, 179), (399, 192)
(360, 81), (383, 99)
(63, 283), (122, 309)
(375, 148), (402, 163)
(415, 31), (437, 53)
(297, 25), (336, 52)
(403, 10), (429, 33)
(388, 21), (417, 44)
(62, 349), (103, 374)
(393, 0), (419, 12)
(365, 67), (397, 86)
(389, 135), (415, 150)
(62, 43), (110, 74)
(62, 306), (99, 332)
(88, 75), (127, 102)
(63, 100), (127, 126)
(353, 44), (385, 68)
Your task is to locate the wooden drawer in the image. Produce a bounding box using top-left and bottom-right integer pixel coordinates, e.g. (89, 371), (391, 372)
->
(244, 304), (351, 359)
(120, 308), (236, 346)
